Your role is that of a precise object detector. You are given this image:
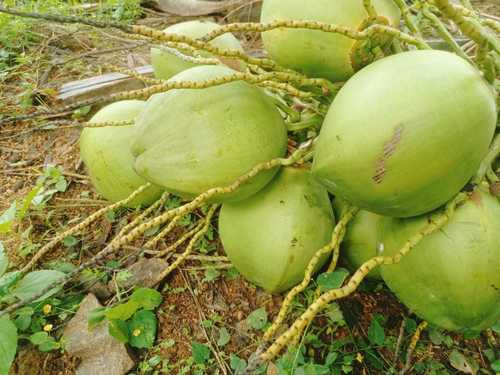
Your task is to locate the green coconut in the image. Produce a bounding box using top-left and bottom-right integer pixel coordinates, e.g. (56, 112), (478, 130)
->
(260, 0), (401, 82)
(131, 65), (287, 202)
(79, 100), (163, 207)
(219, 167), (335, 293)
(312, 50), (497, 217)
(379, 189), (500, 332)
(333, 198), (382, 279)
(151, 20), (245, 80)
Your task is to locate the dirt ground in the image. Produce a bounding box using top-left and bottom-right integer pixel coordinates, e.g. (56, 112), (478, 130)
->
(1, 2), (498, 375)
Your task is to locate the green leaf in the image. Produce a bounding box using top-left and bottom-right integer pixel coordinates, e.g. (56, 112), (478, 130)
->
(14, 315), (31, 331)
(128, 310), (157, 349)
(230, 354), (247, 372)
(428, 327), (445, 345)
(130, 288), (162, 310)
(54, 179), (67, 192)
(88, 307), (107, 329)
(217, 327), (230, 347)
(317, 268), (350, 292)
(449, 350), (478, 374)
(247, 308), (268, 331)
(28, 331), (59, 352)
(202, 268), (220, 283)
(29, 331), (50, 345)
(17, 184), (42, 221)
(105, 300), (140, 321)
(367, 314), (385, 346)
(11, 270), (65, 302)
(0, 271), (22, 296)
(63, 236), (78, 248)
(490, 320), (500, 333)
(0, 316), (18, 375)
(491, 359), (500, 372)
(108, 319), (130, 343)
(0, 242), (8, 277)
(191, 342), (210, 364)
(0, 201), (17, 234)
(325, 352), (338, 366)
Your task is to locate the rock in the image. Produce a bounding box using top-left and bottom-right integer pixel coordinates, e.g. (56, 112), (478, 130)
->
(107, 258), (169, 290)
(63, 294), (135, 375)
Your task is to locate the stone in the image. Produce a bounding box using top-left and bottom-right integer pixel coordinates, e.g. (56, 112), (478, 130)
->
(63, 294), (135, 375)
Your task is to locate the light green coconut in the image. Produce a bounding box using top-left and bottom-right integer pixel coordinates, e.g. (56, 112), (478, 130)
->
(131, 65), (288, 202)
(260, 0), (401, 82)
(151, 20), (245, 80)
(333, 198), (382, 279)
(219, 167), (335, 293)
(79, 100), (163, 207)
(379, 189), (500, 332)
(312, 50), (497, 217)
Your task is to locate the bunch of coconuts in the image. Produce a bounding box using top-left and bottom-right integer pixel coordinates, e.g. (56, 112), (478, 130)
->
(80, 0), (499, 333)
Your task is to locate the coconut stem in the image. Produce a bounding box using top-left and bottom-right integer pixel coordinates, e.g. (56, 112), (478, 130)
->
(262, 205), (359, 342)
(200, 20), (428, 50)
(152, 204), (218, 285)
(0, 71), (316, 125)
(80, 120), (134, 128)
(401, 321), (428, 374)
(393, 0), (423, 37)
(154, 45), (220, 66)
(363, 0), (378, 20)
(422, 6), (471, 61)
(144, 214), (183, 250)
(473, 134), (500, 185)
(105, 64), (165, 85)
(258, 193), (467, 363)
(148, 217), (208, 258)
(19, 183), (153, 275)
(433, 0), (500, 55)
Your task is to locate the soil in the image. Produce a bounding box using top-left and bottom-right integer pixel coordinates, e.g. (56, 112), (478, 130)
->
(1, 2), (498, 375)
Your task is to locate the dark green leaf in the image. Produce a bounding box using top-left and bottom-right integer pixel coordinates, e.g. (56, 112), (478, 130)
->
(192, 342), (210, 364)
(105, 300), (140, 321)
(247, 308), (268, 330)
(130, 288), (162, 310)
(404, 318), (417, 333)
(0, 316), (18, 375)
(128, 310), (157, 349)
(367, 315), (385, 346)
(11, 270), (65, 302)
(108, 319), (130, 343)
(317, 268), (350, 292)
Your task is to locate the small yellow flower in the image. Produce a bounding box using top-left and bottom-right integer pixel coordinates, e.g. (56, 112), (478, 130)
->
(356, 352), (364, 363)
(42, 304), (52, 315)
(132, 329), (142, 337)
(43, 324), (53, 332)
